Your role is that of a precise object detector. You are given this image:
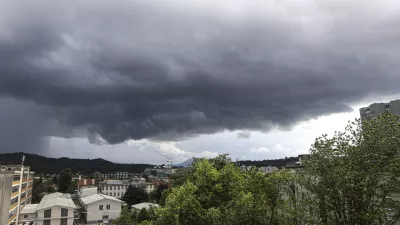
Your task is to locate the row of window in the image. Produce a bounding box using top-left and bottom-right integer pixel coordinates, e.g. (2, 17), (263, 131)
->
(43, 218), (67, 225)
(104, 192), (124, 197)
(43, 208), (68, 218)
(99, 204), (111, 210)
(102, 185), (128, 190)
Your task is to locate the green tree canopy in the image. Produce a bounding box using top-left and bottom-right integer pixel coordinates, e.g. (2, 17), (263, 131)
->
(154, 155), (304, 225)
(122, 185), (148, 206)
(304, 112), (400, 224)
(57, 168), (72, 193)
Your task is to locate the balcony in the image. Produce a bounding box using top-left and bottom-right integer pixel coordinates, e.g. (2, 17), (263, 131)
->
(9, 202), (18, 211)
(7, 214), (16, 224)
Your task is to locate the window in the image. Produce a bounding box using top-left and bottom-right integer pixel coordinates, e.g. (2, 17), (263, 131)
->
(106, 204), (111, 210)
(103, 215), (109, 219)
(43, 220), (50, 225)
(12, 186), (19, 193)
(61, 208), (68, 217)
(99, 205), (103, 211)
(114, 193), (116, 196)
(60, 218), (68, 225)
(24, 215), (28, 218)
(13, 175), (20, 181)
(118, 186), (120, 190)
(44, 209), (51, 218)
(106, 186), (108, 190)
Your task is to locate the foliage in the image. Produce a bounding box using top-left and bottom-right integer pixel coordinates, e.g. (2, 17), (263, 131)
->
(122, 185), (148, 206)
(116, 206), (155, 225)
(115, 207), (135, 225)
(159, 189), (171, 207)
(304, 112), (400, 225)
(0, 152), (154, 174)
(149, 183), (169, 203)
(57, 168), (72, 193)
(237, 156), (299, 168)
(52, 175), (58, 185)
(154, 155), (308, 225)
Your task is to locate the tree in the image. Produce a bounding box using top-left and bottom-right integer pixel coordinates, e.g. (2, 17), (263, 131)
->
(115, 206), (135, 225)
(53, 175), (58, 185)
(154, 155), (316, 225)
(159, 189), (171, 207)
(150, 183), (169, 203)
(122, 185), (148, 206)
(304, 112), (400, 225)
(57, 168), (72, 193)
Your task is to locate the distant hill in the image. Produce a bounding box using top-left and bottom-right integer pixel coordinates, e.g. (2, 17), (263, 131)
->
(0, 152), (154, 175)
(173, 158), (194, 168)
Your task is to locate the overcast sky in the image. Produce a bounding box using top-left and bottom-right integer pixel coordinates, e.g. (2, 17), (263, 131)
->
(1, 0), (400, 164)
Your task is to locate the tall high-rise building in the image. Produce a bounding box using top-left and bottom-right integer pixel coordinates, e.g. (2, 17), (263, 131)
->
(359, 99), (400, 120)
(0, 165), (34, 225)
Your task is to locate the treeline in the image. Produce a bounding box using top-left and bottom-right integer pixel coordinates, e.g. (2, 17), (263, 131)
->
(0, 153), (154, 174)
(237, 156), (299, 168)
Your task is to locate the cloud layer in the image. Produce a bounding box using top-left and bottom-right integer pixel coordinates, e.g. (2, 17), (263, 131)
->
(1, 0), (400, 147)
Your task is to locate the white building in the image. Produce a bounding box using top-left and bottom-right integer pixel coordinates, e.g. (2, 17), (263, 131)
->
(131, 202), (159, 211)
(78, 187), (98, 197)
(100, 180), (130, 198)
(145, 183), (156, 194)
(80, 193), (125, 224)
(100, 179), (146, 198)
(259, 166), (279, 174)
(19, 192), (78, 225)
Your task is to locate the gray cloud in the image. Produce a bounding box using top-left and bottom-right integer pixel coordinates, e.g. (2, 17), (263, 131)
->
(1, 0), (400, 146)
(237, 131), (251, 139)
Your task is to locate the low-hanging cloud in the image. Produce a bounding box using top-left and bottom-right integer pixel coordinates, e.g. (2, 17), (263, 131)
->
(1, 0), (400, 146)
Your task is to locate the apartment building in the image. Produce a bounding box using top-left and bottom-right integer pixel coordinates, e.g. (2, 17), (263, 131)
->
(80, 193), (124, 224)
(360, 99), (400, 120)
(18, 192), (78, 225)
(100, 180), (130, 199)
(0, 165), (34, 225)
(101, 172), (129, 180)
(100, 178), (146, 198)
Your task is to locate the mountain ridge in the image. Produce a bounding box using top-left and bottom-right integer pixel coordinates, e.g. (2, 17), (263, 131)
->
(0, 152), (154, 175)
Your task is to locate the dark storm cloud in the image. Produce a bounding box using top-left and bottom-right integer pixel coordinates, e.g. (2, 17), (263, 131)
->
(1, 0), (400, 144)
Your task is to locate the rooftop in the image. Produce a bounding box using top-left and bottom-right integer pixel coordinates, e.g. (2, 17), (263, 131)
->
(80, 193), (125, 205)
(131, 202), (160, 210)
(20, 204), (39, 214)
(103, 180), (130, 185)
(36, 192), (77, 211)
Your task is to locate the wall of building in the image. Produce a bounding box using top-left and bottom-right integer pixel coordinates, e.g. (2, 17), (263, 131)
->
(36, 206), (74, 225)
(0, 171), (14, 225)
(19, 212), (37, 223)
(85, 199), (122, 224)
(101, 184), (129, 198)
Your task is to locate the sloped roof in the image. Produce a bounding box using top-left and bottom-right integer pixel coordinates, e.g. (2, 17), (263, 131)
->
(80, 193), (125, 205)
(131, 202), (159, 210)
(20, 204), (39, 214)
(36, 193), (77, 211)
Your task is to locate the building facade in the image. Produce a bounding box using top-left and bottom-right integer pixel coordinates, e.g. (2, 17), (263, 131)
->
(0, 165), (34, 225)
(80, 193), (124, 224)
(101, 172), (129, 180)
(18, 192), (78, 225)
(360, 99), (400, 120)
(100, 179), (146, 198)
